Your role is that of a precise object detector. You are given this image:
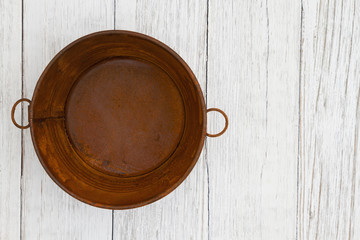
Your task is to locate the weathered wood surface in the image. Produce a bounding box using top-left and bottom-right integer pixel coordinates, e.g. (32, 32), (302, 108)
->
(0, 0), (22, 239)
(298, 0), (360, 239)
(1, 0), (360, 239)
(207, 0), (300, 239)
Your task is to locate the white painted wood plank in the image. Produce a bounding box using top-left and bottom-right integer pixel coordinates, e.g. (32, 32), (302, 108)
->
(22, 0), (114, 239)
(114, 1), (208, 239)
(0, 0), (22, 239)
(207, 0), (300, 239)
(299, 0), (360, 239)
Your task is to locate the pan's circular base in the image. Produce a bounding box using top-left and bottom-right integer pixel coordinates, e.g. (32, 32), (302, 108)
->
(65, 57), (185, 177)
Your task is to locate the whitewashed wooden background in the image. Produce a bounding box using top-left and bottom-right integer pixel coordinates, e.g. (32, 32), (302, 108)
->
(1, 0), (359, 239)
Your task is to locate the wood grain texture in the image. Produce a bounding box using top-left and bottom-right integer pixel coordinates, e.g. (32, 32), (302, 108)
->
(207, 0), (301, 239)
(299, 0), (360, 239)
(0, 0), (22, 239)
(2, 0), (360, 239)
(113, 0), (208, 239)
(21, 0), (114, 239)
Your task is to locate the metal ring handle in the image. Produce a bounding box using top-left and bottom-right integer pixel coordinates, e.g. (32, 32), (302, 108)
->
(11, 98), (31, 129)
(206, 108), (228, 137)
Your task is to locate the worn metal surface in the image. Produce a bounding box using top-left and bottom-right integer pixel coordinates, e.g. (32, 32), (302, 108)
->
(65, 57), (185, 177)
(13, 30), (218, 209)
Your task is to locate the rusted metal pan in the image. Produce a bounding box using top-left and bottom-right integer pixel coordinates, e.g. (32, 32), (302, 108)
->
(11, 31), (228, 209)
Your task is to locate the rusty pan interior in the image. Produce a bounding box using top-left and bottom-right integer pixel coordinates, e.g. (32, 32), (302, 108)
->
(28, 31), (206, 209)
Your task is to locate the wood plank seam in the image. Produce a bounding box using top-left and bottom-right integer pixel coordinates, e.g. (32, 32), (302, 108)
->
(297, 1), (304, 240)
(205, 0), (210, 240)
(20, 0), (24, 238)
(112, 1), (116, 239)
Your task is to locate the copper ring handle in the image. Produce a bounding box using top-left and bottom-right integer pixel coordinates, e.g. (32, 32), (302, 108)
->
(11, 98), (31, 129)
(206, 108), (228, 137)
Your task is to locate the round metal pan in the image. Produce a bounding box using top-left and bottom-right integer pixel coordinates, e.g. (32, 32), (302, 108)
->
(11, 30), (228, 209)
